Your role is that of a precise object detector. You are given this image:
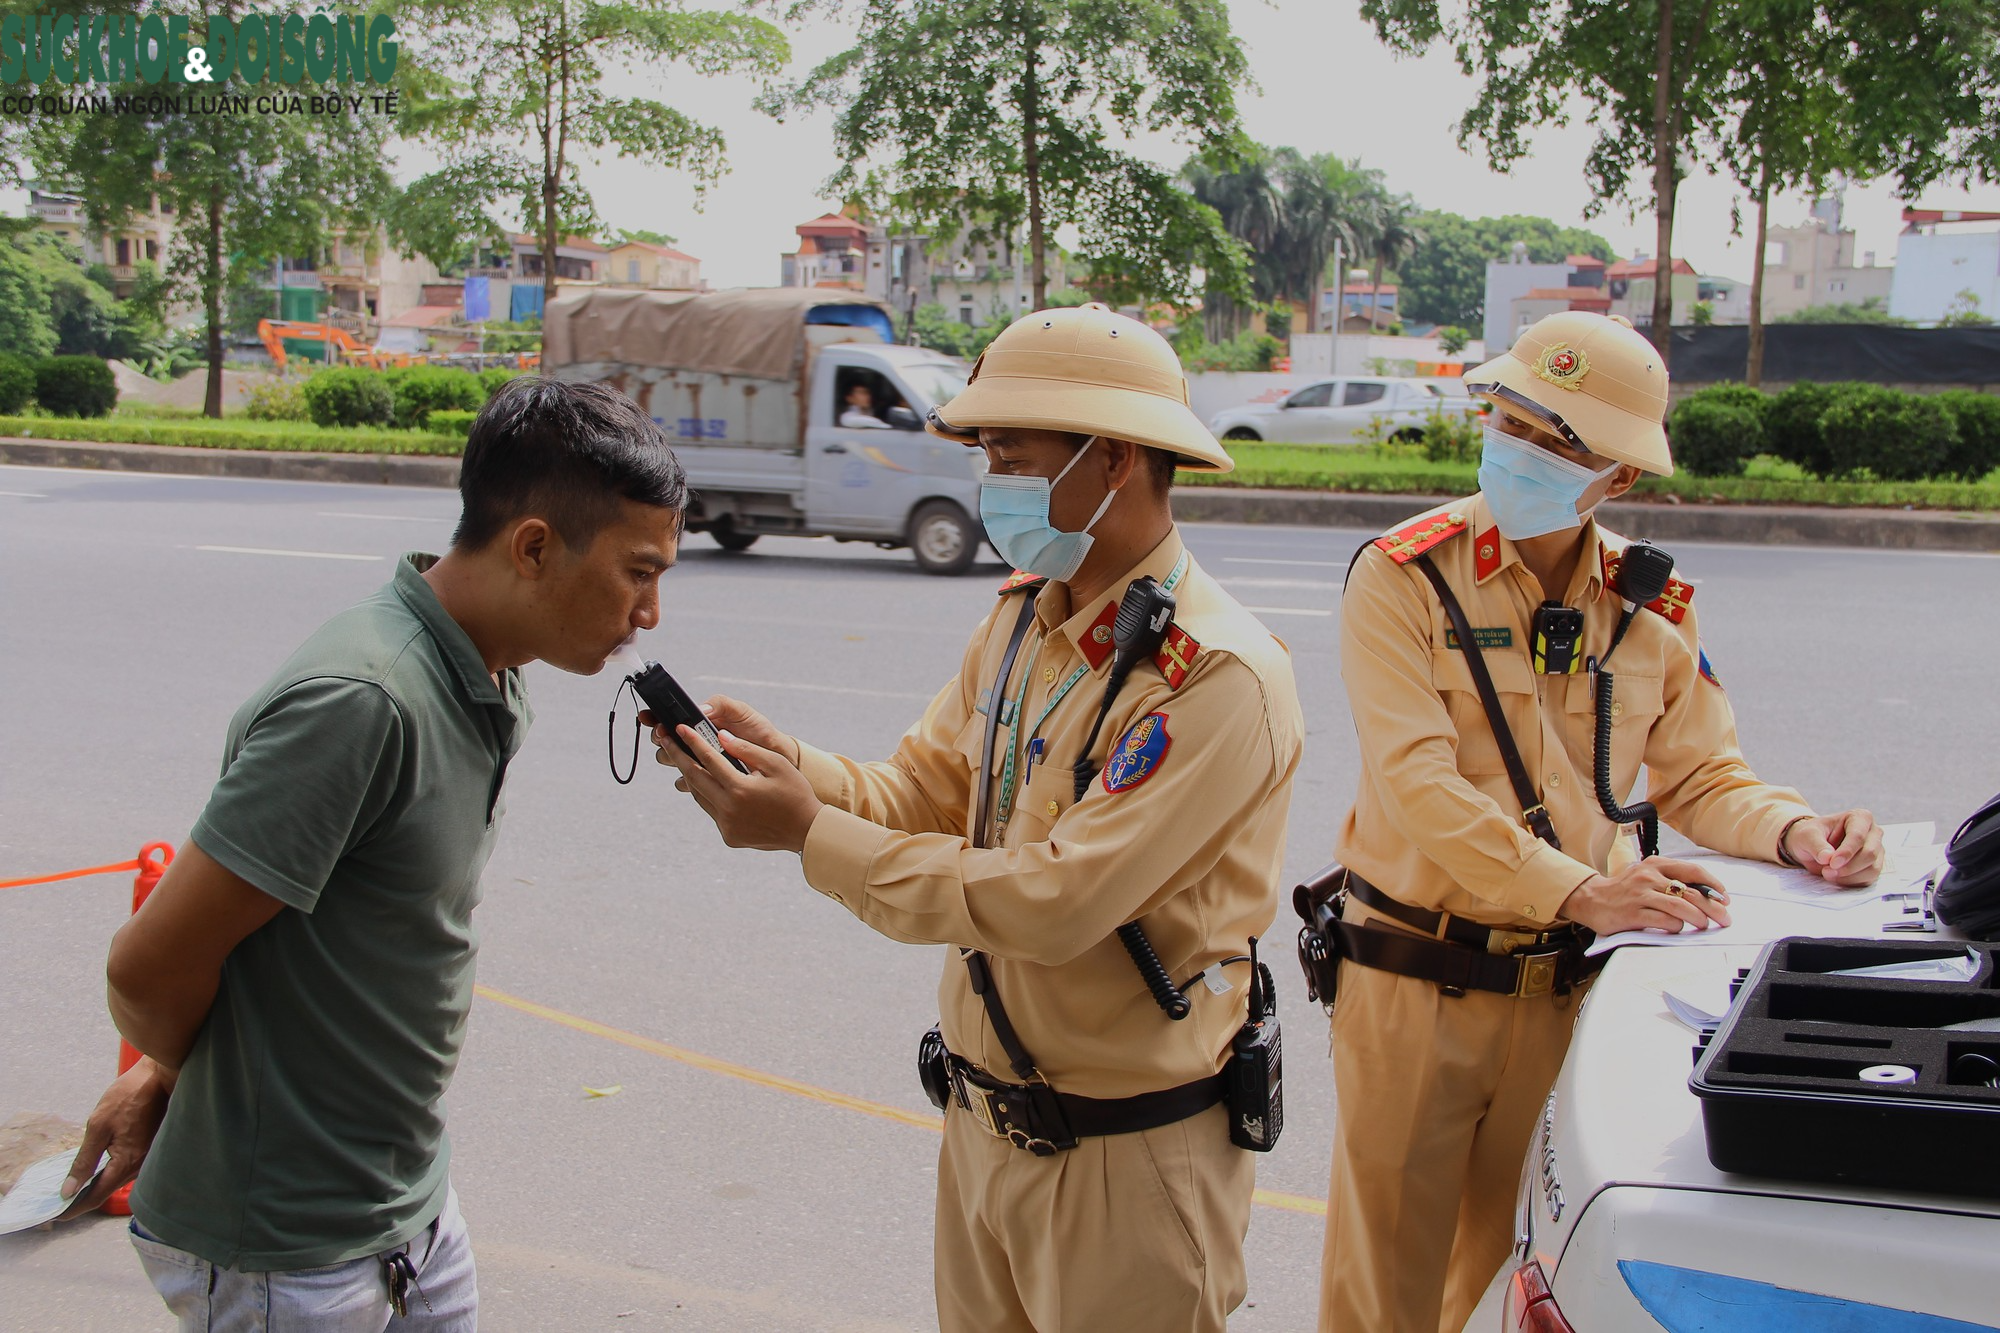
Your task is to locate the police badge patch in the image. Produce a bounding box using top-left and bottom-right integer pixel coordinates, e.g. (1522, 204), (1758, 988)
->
(1698, 642), (1722, 688)
(1102, 713), (1173, 794)
(1534, 341), (1590, 390)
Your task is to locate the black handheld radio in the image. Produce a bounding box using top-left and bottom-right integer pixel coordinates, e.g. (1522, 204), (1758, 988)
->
(1225, 936), (1283, 1152)
(1591, 541), (1676, 856)
(1073, 576), (1193, 1022)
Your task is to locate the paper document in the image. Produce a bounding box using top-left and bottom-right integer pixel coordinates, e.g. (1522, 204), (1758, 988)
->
(0, 1151), (97, 1236)
(1586, 882), (1902, 957)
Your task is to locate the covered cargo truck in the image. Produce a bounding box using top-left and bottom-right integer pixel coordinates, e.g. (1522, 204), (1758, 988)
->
(542, 286), (984, 574)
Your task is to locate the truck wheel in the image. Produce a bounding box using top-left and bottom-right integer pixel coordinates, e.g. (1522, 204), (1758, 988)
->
(711, 522), (759, 552)
(1223, 427), (1262, 441)
(909, 500), (978, 576)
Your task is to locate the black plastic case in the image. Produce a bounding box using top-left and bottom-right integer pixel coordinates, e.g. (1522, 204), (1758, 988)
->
(1689, 937), (2000, 1199)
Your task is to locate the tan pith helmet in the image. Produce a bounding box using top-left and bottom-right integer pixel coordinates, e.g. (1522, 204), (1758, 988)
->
(1463, 310), (1674, 476)
(926, 303), (1234, 472)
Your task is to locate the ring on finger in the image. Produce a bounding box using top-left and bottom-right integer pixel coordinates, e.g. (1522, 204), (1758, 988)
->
(1663, 880), (1686, 898)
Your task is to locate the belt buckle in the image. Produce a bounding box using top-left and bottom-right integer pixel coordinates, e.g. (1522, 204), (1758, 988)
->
(1514, 951), (1560, 998)
(1489, 928), (1542, 955)
(951, 1068), (1002, 1137)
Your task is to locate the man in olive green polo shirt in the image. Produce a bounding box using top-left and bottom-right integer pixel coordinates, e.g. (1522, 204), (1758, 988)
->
(60, 378), (686, 1330)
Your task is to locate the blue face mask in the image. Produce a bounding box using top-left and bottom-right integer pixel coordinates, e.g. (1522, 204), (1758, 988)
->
(979, 438), (1119, 582)
(1477, 426), (1615, 540)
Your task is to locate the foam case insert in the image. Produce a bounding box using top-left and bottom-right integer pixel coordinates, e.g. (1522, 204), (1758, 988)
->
(1689, 936), (2000, 1199)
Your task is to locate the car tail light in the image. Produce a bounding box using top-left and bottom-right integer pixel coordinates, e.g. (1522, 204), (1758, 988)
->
(1503, 1259), (1576, 1333)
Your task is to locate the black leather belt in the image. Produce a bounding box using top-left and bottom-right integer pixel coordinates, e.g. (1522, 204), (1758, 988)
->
(947, 1056), (1225, 1155)
(1339, 876), (1602, 1000)
(1347, 872), (1583, 955)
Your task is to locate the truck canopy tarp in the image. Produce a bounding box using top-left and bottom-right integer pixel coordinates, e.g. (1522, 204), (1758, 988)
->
(544, 287), (893, 381)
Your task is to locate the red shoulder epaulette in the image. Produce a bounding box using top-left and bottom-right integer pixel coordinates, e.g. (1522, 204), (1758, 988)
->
(1602, 549), (1696, 625)
(997, 569), (1048, 595)
(1372, 510), (1469, 565)
(1154, 624), (1201, 690)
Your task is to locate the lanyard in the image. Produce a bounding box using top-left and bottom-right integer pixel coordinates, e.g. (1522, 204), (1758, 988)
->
(992, 552), (1190, 835)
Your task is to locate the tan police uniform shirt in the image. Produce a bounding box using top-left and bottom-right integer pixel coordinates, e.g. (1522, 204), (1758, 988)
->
(1337, 494), (1814, 930)
(796, 528), (1305, 1100)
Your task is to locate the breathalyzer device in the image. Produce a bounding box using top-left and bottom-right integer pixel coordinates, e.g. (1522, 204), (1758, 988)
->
(607, 643), (749, 782)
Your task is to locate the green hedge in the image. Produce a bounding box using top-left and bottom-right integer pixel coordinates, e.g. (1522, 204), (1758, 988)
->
(0, 352), (36, 415)
(1936, 391), (2000, 483)
(34, 355), (118, 418)
(1670, 382), (1998, 483)
(384, 366), (485, 429)
(428, 409), (477, 438)
(0, 415), (464, 455)
(301, 367), (395, 428)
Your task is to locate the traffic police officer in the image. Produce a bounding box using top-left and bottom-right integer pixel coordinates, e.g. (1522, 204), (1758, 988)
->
(1318, 311), (1886, 1332)
(655, 304), (1304, 1332)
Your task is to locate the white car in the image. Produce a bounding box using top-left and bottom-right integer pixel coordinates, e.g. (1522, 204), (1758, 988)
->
(1475, 942), (2000, 1332)
(1206, 377), (1480, 445)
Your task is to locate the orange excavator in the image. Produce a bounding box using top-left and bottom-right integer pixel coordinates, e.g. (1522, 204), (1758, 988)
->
(257, 320), (540, 372)
(256, 319), (420, 370)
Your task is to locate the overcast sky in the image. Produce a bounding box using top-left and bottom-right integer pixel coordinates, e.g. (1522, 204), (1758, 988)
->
(12, 1), (1994, 290)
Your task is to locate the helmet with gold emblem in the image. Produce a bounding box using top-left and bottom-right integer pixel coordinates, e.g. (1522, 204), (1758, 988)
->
(1463, 310), (1674, 476)
(925, 303), (1233, 472)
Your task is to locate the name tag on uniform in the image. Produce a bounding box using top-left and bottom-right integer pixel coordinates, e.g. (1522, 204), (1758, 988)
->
(1445, 628), (1514, 651)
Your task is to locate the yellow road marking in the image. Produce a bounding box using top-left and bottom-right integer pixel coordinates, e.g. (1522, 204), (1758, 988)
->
(474, 984), (1328, 1218)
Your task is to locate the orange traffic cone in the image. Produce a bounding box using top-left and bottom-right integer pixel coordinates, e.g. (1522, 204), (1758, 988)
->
(102, 842), (174, 1218)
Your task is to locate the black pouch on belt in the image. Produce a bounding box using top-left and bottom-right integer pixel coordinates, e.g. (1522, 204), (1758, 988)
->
(917, 1024), (951, 1111)
(1293, 861), (1350, 1008)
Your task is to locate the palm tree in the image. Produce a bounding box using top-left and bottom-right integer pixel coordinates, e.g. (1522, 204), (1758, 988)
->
(1185, 149), (1287, 340)
(1364, 197), (1426, 335)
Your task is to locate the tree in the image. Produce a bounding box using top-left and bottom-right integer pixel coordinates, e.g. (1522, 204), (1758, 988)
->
(1395, 212), (1617, 328)
(1689, 300), (1714, 326)
(1184, 146), (1286, 338)
(24, 0), (395, 416)
(770, 0), (1255, 310)
(617, 227), (681, 248)
(1184, 147), (1386, 338)
(1364, 196), (1425, 333)
(1939, 289), (1994, 327)
(1436, 324), (1470, 355)
(0, 235), (57, 359)
(1771, 297), (1910, 325)
(1363, 0), (1732, 365)
(398, 0), (787, 308)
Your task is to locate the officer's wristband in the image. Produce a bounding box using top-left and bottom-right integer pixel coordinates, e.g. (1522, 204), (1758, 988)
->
(1775, 815), (1813, 869)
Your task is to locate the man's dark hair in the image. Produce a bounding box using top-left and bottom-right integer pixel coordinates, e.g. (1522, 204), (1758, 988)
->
(453, 377), (687, 551)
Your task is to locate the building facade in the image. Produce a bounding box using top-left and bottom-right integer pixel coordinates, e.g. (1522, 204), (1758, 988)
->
(781, 207), (1069, 329)
(605, 241), (702, 292)
(1760, 199), (1893, 322)
(28, 184), (176, 300)
(1888, 209), (2000, 325)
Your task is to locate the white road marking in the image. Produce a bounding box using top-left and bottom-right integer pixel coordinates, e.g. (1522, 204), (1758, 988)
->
(1224, 556), (1344, 567)
(316, 511), (453, 523)
(697, 674), (932, 702)
(0, 489), (47, 497)
(192, 545), (384, 562)
(1244, 606), (1334, 618)
(1219, 576), (1340, 591)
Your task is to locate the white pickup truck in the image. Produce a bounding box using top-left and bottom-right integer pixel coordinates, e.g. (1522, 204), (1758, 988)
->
(543, 287), (983, 574)
(1476, 939), (2000, 1331)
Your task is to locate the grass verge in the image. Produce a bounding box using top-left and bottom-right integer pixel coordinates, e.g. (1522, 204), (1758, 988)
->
(1179, 444), (2000, 512)
(8, 420), (1997, 511)
(0, 415), (464, 456)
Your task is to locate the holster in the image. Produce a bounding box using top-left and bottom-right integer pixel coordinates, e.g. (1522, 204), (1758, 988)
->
(1293, 861), (1350, 1008)
(918, 1023), (952, 1111)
